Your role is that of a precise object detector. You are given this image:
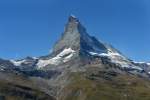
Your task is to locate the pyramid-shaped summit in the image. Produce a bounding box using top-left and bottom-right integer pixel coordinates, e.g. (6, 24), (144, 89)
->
(53, 15), (108, 56)
(0, 16), (150, 100)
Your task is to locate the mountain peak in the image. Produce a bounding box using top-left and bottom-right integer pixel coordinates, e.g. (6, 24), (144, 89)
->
(52, 16), (85, 53)
(68, 15), (79, 23)
(52, 16), (108, 56)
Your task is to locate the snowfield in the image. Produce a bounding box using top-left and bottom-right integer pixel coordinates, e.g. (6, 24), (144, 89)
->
(37, 48), (76, 68)
(89, 50), (143, 71)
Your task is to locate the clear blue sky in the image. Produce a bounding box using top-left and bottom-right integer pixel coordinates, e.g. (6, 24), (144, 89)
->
(0, 0), (150, 61)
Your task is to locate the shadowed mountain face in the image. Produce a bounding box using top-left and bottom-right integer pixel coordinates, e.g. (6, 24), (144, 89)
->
(53, 16), (108, 56)
(0, 16), (150, 100)
(40, 16), (148, 74)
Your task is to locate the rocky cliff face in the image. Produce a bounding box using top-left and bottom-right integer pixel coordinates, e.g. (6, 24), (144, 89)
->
(53, 16), (107, 56)
(36, 16), (147, 75)
(0, 16), (150, 100)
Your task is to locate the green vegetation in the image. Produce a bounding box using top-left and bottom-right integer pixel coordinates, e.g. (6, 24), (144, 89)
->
(0, 80), (54, 100)
(60, 72), (150, 100)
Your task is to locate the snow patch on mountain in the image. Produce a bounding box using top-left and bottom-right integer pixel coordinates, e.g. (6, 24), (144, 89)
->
(10, 60), (26, 66)
(10, 57), (38, 67)
(147, 63), (150, 66)
(133, 61), (150, 66)
(37, 48), (76, 68)
(89, 50), (125, 59)
(89, 51), (143, 71)
(133, 61), (145, 64)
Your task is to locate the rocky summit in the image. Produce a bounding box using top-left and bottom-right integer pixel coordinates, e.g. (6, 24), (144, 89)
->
(0, 16), (150, 100)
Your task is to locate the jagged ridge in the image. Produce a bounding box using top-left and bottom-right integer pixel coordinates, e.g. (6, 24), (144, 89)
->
(53, 16), (108, 55)
(0, 15), (150, 100)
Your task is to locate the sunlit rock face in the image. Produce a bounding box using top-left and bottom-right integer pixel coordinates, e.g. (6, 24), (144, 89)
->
(0, 16), (150, 100)
(53, 15), (108, 56)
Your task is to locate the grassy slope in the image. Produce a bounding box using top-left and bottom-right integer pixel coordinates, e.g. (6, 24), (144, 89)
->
(0, 72), (55, 100)
(60, 71), (150, 100)
(0, 81), (55, 100)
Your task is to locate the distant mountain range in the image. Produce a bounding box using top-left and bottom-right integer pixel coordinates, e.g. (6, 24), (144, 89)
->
(0, 16), (150, 100)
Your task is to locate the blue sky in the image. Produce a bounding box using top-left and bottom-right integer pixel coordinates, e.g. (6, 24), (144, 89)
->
(0, 0), (150, 61)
